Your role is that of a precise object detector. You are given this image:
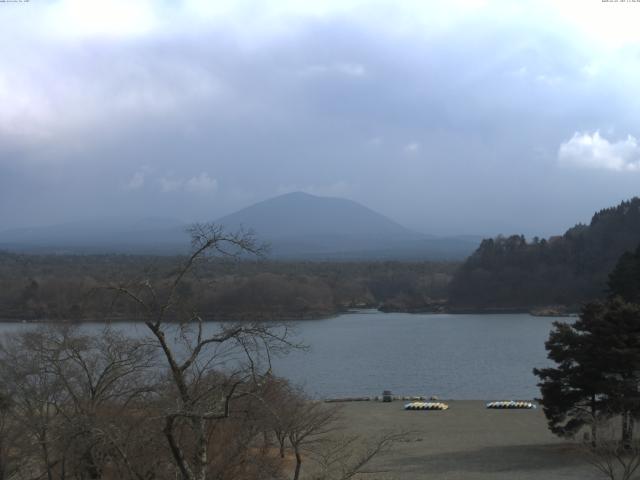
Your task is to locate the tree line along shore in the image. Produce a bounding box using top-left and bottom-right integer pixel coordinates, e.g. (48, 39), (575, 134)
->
(0, 252), (456, 322)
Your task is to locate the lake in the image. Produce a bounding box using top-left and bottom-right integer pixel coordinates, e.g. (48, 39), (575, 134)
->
(0, 310), (563, 400)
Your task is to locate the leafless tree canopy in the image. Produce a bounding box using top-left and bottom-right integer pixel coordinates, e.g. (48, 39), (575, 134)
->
(584, 416), (640, 480)
(0, 224), (402, 480)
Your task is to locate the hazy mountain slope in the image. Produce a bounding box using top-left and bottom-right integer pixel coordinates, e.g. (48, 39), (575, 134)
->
(216, 192), (419, 240)
(0, 218), (189, 254)
(216, 192), (478, 259)
(0, 193), (480, 259)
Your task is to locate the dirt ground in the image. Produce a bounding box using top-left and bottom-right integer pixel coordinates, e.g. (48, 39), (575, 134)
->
(327, 400), (602, 480)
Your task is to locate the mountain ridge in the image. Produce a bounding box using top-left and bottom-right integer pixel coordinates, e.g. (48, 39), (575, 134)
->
(0, 192), (479, 259)
(216, 191), (422, 240)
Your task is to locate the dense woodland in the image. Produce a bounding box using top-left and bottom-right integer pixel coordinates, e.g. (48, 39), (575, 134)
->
(0, 252), (455, 321)
(449, 198), (640, 312)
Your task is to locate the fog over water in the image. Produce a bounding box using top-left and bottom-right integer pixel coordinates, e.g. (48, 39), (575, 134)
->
(1, 1), (640, 237)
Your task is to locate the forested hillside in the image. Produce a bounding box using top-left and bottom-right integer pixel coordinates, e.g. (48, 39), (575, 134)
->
(449, 198), (640, 311)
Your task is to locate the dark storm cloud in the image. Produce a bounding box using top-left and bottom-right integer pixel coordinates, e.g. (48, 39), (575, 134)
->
(1, 0), (640, 235)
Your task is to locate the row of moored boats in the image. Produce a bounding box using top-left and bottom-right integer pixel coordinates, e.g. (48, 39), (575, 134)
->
(403, 400), (536, 411)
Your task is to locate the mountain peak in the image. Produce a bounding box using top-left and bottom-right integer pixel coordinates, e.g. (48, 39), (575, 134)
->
(0, 193), (481, 260)
(277, 191), (317, 198)
(217, 192), (414, 240)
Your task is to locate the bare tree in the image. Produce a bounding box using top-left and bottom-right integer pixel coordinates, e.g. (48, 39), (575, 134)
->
(585, 416), (640, 480)
(0, 326), (162, 480)
(49, 327), (158, 480)
(257, 376), (295, 460)
(285, 396), (341, 480)
(308, 431), (406, 480)
(109, 223), (297, 480)
(0, 391), (25, 480)
(0, 328), (69, 480)
(261, 381), (404, 480)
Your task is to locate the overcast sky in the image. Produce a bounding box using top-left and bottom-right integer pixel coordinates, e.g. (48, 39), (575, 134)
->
(1, 0), (640, 236)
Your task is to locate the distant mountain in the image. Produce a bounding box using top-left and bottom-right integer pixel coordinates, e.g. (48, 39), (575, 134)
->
(449, 197), (640, 311)
(217, 191), (416, 240)
(0, 193), (480, 259)
(215, 192), (479, 259)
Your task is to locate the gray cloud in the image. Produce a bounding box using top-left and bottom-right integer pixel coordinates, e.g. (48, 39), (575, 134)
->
(1, 1), (640, 235)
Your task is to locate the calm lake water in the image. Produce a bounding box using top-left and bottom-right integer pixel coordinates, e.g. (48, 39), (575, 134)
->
(0, 310), (563, 400)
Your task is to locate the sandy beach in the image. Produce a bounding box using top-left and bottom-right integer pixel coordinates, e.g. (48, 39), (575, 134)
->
(330, 401), (600, 480)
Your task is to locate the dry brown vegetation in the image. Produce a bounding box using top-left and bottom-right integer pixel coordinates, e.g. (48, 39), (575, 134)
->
(0, 251), (456, 322)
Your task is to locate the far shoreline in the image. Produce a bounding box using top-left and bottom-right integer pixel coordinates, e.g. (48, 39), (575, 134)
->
(0, 306), (578, 323)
